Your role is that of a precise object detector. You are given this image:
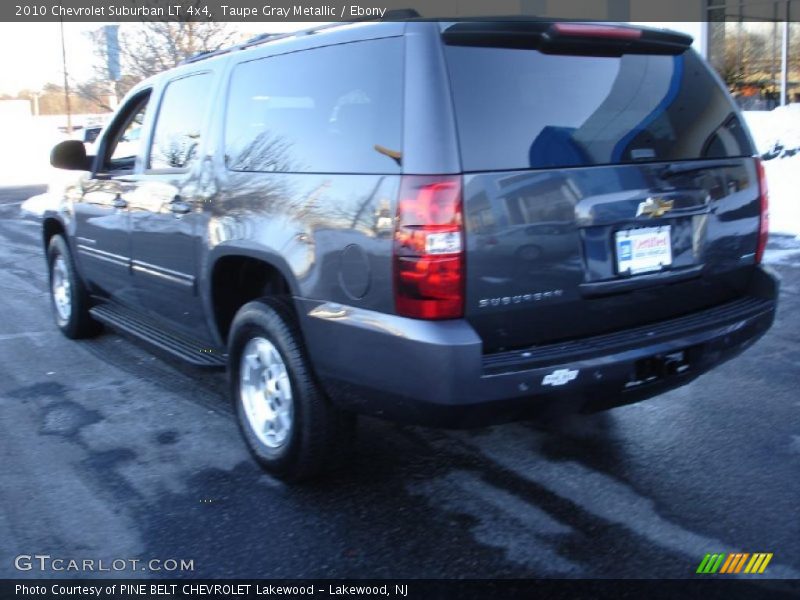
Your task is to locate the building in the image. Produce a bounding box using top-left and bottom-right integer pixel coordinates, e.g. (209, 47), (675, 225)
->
(705, 1), (799, 109)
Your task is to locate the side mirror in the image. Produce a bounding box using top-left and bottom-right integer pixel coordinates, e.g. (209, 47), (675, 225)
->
(50, 140), (93, 171)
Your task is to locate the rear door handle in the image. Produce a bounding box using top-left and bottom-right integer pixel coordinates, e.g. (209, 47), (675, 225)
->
(112, 195), (128, 209)
(169, 196), (191, 215)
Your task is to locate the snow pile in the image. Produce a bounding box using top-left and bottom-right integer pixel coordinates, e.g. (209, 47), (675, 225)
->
(744, 107), (800, 237)
(0, 115), (64, 186)
(0, 114), (104, 187)
(744, 104), (800, 159)
(763, 154), (800, 237)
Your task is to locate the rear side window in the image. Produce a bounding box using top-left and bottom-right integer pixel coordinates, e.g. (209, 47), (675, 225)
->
(149, 73), (212, 170)
(444, 46), (754, 172)
(224, 37), (404, 174)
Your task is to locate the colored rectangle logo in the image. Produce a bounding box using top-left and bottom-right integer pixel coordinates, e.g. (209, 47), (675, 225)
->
(697, 553), (773, 575)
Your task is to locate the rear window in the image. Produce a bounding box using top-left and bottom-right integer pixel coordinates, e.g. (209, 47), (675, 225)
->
(444, 46), (754, 172)
(225, 37), (404, 174)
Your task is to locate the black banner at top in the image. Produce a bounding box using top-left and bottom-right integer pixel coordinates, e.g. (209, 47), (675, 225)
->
(4, 0), (800, 23)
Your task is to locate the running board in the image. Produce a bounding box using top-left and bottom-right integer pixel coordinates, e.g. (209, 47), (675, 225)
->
(89, 303), (226, 369)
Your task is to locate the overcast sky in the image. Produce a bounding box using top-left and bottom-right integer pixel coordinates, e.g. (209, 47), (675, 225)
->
(0, 22), (322, 95)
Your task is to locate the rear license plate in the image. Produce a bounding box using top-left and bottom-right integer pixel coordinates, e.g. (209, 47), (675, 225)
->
(615, 226), (672, 275)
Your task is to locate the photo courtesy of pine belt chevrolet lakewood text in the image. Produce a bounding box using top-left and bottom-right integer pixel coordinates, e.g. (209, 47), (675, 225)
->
(43, 19), (777, 481)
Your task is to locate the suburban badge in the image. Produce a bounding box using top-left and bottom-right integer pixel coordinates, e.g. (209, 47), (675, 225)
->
(478, 289), (564, 309)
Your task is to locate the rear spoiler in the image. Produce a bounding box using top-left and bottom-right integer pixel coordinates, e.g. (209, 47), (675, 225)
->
(441, 21), (692, 56)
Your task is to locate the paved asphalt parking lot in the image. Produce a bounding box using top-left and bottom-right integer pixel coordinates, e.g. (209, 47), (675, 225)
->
(0, 184), (798, 586)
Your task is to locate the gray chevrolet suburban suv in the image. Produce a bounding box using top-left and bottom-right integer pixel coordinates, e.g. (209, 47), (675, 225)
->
(44, 20), (778, 481)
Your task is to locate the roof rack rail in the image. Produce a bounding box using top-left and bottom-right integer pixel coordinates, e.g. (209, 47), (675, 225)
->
(181, 8), (420, 65)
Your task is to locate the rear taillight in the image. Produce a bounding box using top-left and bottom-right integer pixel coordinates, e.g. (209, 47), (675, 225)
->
(755, 158), (769, 264)
(393, 176), (464, 319)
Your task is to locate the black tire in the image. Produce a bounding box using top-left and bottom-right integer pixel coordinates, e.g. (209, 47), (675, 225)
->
(47, 235), (100, 339)
(229, 298), (355, 482)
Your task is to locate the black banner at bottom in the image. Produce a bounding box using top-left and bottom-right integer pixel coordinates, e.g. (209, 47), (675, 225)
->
(3, 579), (799, 600)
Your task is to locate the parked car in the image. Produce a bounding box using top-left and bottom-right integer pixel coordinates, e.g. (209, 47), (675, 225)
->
(43, 19), (777, 481)
(82, 125), (103, 144)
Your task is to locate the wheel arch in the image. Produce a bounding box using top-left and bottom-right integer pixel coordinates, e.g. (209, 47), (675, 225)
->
(206, 244), (300, 345)
(42, 216), (67, 256)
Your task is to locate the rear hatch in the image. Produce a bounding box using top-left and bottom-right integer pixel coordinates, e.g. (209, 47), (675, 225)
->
(441, 22), (762, 353)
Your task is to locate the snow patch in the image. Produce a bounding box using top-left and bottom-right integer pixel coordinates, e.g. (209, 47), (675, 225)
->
(744, 105), (800, 158)
(763, 234), (800, 266)
(763, 154), (800, 237)
(744, 107), (800, 238)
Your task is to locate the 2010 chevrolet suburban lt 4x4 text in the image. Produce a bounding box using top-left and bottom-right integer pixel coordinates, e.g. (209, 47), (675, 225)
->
(43, 19), (778, 481)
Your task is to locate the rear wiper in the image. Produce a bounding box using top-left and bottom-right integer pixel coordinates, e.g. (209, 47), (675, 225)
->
(659, 160), (743, 178)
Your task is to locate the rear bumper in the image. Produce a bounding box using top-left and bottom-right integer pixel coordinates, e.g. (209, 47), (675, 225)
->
(296, 268), (778, 426)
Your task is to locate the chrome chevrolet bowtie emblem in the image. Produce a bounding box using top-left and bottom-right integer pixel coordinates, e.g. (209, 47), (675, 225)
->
(636, 197), (674, 218)
(542, 368), (579, 387)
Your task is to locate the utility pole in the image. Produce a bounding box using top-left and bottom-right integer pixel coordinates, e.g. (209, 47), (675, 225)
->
(780, 18), (789, 106)
(104, 25), (121, 110)
(59, 18), (72, 134)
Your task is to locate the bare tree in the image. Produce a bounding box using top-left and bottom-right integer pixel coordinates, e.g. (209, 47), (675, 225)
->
(713, 27), (770, 89)
(119, 21), (238, 80)
(14, 84), (108, 115)
(86, 2), (241, 100)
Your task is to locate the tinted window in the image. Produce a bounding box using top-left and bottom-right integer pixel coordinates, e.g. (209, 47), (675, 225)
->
(444, 47), (754, 171)
(149, 73), (212, 170)
(225, 38), (403, 174)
